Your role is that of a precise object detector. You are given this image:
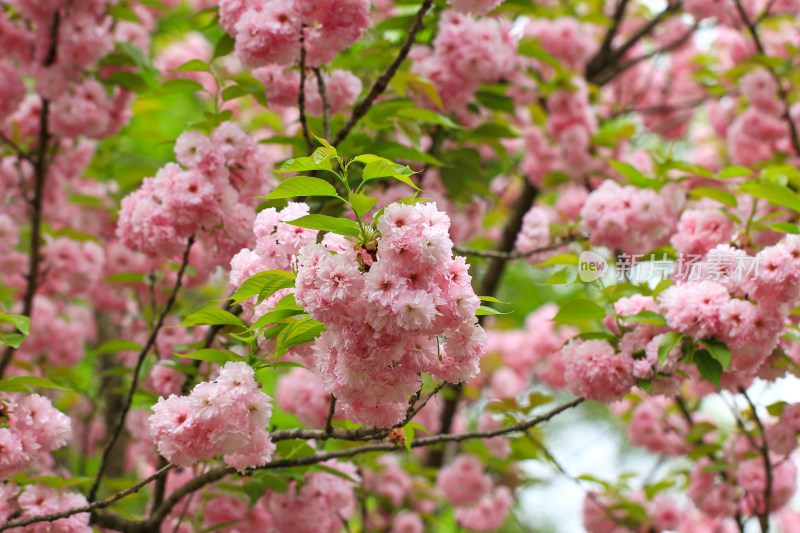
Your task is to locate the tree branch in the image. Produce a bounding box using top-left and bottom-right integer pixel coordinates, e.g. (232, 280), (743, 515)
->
(733, 0), (800, 156)
(0, 12), (60, 380)
(739, 387), (772, 533)
(298, 26), (313, 155)
(332, 0), (434, 146)
(313, 67), (331, 141)
(0, 465), (175, 533)
(10, 398), (582, 531)
(88, 236), (196, 502)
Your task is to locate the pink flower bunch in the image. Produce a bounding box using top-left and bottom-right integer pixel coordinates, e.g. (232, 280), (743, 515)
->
(362, 455), (414, 508)
(220, 0), (370, 68)
(739, 457), (797, 514)
(580, 180), (683, 254)
(202, 495), (273, 533)
(229, 202), (319, 322)
(561, 338), (636, 403)
(627, 397), (690, 456)
(0, 393), (72, 479)
(148, 362), (275, 472)
(42, 237), (105, 297)
(436, 455), (492, 507)
(253, 65), (362, 115)
(454, 486), (513, 531)
(295, 202), (486, 426)
(0, 484), (90, 533)
(275, 367), (333, 427)
(523, 17), (598, 72)
(266, 460), (361, 533)
(15, 297), (95, 368)
(671, 208), (734, 256)
(658, 235), (800, 373)
(583, 492), (682, 533)
(117, 122), (274, 261)
(0, 60), (25, 122)
(411, 11), (517, 112)
(447, 0), (506, 14)
(51, 80), (133, 140)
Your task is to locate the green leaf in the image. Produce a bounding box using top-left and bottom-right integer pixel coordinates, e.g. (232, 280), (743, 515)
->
(0, 313), (30, 335)
(0, 334), (24, 349)
(105, 272), (146, 283)
(158, 78), (205, 95)
(478, 296), (507, 303)
(740, 181), (800, 214)
(689, 187), (738, 208)
(96, 340), (142, 354)
(718, 166), (752, 178)
(180, 349), (245, 365)
(170, 59), (212, 73)
(108, 4), (140, 22)
(181, 307), (246, 328)
(622, 310), (667, 326)
(358, 157), (420, 190)
(608, 159), (652, 187)
(694, 349), (722, 388)
(263, 176), (339, 200)
(311, 463), (359, 482)
(766, 401), (789, 417)
(251, 309), (305, 330)
(768, 222), (799, 234)
(686, 421), (717, 443)
(348, 192), (379, 217)
(392, 107), (461, 129)
(221, 85), (247, 102)
(277, 156), (333, 173)
(213, 33), (235, 60)
(287, 215), (360, 238)
(312, 145), (337, 165)
(367, 141), (443, 165)
(229, 270), (296, 305)
(704, 338), (732, 370)
(474, 91), (515, 114)
(475, 305), (510, 316)
(275, 318), (325, 356)
(552, 300), (605, 322)
(657, 331), (683, 367)
(0, 376), (70, 393)
(535, 254), (578, 267)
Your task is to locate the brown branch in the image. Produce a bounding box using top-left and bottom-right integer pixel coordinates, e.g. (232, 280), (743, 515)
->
(313, 67), (331, 141)
(88, 236), (196, 502)
(675, 395), (747, 533)
(739, 387), (772, 533)
(0, 465), (175, 532)
(454, 234), (581, 260)
(323, 394), (336, 439)
(0, 12), (60, 379)
(13, 398), (582, 531)
(331, 0), (434, 146)
(0, 131), (31, 161)
(733, 0), (800, 156)
(586, 3), (681, 86)
(298, 26), (313, 155)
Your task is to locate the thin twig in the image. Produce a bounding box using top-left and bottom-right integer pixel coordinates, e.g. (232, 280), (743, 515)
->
(454, 235), (580, 260)
(13, 398), (582, 531)
(324, 394), (336, 438)
(298, 26), (313, 155)
(0, 12), (60, 379)
(0, 465), (175, 532)
(88, 236), (196, 502)
(739, 386), (773, 533)
(332, 0), (434, 146)
(313, 67), (330, 141)
(733, 0), (800, 156)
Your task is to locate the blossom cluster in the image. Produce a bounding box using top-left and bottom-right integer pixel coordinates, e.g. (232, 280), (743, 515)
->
(436, 454), (513, 531)
(294, 202), (487, 426)
(0, 483), (90, 533)
(220, 0), (370, 68)
(117, 121), (274, 262)
(148, 362), (274, 471)
(0, 394), (71, 480)
(411, 11), (517, 112)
